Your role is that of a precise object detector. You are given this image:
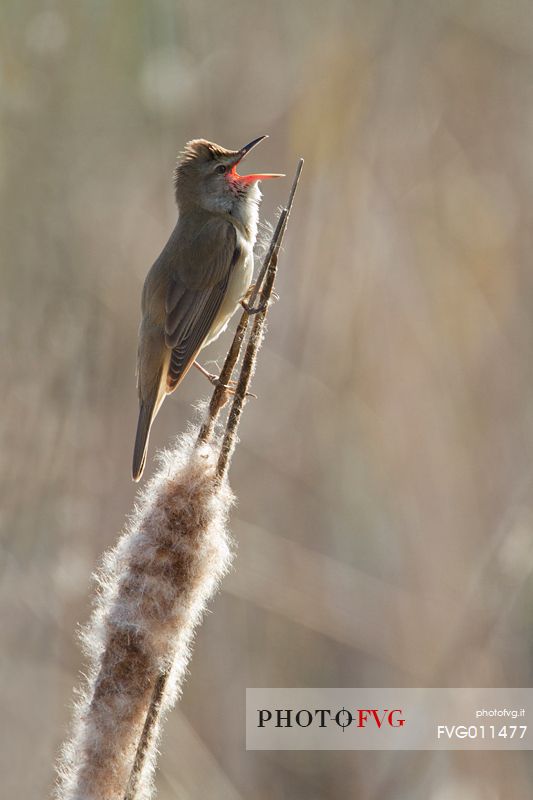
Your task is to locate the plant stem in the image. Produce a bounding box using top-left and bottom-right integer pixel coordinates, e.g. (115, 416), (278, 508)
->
(123, 158), (303, 800)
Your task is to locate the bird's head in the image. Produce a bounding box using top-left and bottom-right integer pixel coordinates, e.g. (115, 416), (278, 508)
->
(174, 136), (284, 212)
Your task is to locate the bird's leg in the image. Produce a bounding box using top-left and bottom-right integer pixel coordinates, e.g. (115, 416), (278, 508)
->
(193, 360), (221, 385)
(193, 361), (257, 399)
(240, 282), (279, 315)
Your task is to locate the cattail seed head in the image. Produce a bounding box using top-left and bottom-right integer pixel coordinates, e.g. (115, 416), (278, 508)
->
(56, 431), (234, 800)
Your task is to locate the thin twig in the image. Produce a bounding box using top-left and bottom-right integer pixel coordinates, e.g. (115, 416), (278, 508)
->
(196, 312), (249, 445)
(123, 673), (166, 800)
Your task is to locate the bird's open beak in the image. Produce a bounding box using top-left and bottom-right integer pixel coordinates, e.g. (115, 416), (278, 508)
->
(231, 135), (285, 183)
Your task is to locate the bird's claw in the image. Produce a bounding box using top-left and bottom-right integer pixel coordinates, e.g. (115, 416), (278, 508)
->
(241, 299), (267, 315)
(241, 293), (279, 315)
(218, 379), (258, 400)
(204, 370), (257, 399)
(241, 283), (279, 315)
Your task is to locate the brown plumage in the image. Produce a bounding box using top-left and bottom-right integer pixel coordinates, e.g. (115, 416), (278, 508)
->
(132, 136), (283, 481)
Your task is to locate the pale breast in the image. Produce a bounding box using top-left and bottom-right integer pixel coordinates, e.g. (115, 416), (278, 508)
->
(201, 237), (253, 348)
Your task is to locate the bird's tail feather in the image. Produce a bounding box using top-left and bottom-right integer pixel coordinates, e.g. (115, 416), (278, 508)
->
(132, 399), (156, 482)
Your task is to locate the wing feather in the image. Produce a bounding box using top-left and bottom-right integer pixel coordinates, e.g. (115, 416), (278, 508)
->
(164, 217), (238, 389)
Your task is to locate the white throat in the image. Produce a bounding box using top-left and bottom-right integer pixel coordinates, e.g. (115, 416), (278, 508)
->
(229, 183), (261, 243)
(200, 181), (261, 244)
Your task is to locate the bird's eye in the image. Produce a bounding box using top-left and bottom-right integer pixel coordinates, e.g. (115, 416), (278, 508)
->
(215, 164), (227, 175)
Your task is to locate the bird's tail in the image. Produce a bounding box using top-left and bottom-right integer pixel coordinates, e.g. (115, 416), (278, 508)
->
(132, 399), (156, 482)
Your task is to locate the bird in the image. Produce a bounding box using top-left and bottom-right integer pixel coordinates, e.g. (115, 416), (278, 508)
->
(132, 135), (284, 481)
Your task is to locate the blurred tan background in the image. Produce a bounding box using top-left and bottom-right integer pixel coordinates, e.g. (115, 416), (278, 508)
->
(2, 0), (533, 797)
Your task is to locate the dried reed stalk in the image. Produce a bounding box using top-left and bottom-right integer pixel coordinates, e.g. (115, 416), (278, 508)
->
(55, 160), (303, 800)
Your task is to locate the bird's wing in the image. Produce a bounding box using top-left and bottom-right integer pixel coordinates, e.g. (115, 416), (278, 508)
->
(164, 217), (239, 387)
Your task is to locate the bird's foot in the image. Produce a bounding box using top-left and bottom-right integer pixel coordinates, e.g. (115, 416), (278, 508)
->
(241, 299), (267, 315)
(194, 361), (257, 398)
(241, 283), (279, 315)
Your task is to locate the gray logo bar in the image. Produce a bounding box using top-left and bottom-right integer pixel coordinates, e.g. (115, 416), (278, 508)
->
(246, 688), (533, 750)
